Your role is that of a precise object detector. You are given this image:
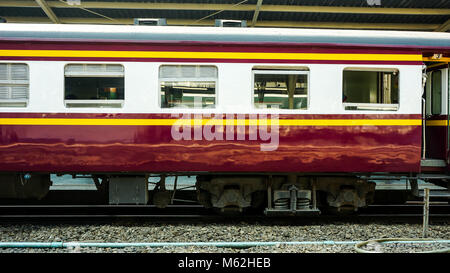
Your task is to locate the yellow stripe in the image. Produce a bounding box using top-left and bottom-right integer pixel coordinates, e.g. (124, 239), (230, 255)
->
(426, 62), (448, 69)
(426, 120), (448, 126)
(422, 57), (450, 63)
(0, 118), (422, 126)
(0, 50), (423, 61)
(278, 119), (421, 126)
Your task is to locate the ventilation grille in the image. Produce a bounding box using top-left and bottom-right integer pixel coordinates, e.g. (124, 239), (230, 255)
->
(0, 63), (29, 101)
(65, 64), (124, 77)
(160, 65), (217, 80)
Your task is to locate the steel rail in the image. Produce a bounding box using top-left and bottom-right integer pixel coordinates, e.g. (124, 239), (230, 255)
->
(0, 204), (448, 220)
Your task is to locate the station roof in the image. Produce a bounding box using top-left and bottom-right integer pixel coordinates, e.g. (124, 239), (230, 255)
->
(0, 0), (449, 32)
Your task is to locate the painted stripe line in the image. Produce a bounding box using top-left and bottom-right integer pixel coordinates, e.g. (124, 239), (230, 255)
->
(0, 50), (423, 61)
(426, 120), (448, 126)
(422, 57), (450, 63)
(0, 118), (422, 126)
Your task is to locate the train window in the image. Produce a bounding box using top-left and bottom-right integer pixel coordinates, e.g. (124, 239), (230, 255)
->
(343, 68), (399, 111)
(64, 64), (124, 108)
(431, 70), (442, 115)
(252, 70), (309, 110)
(159, 65), (217, 109)
(0, 63), (29, 107)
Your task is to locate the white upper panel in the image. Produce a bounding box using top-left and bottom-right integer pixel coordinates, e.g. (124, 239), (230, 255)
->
(0, 60), (423, 115)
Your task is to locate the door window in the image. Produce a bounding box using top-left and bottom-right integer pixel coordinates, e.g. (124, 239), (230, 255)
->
(431, 70), (442, 115)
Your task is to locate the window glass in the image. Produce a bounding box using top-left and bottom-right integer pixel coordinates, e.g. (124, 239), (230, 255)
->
(253, 71), (308, 109)
(343, 69), (399, 111)
(431, 70), (442, 115)
(0, 63), (29, 107)
(64, 64), (124, 108)
(160, 65), (217, 108)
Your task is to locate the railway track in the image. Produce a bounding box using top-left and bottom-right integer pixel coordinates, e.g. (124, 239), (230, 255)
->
(0, 205), (209, 220)
(0, 203), (448, 221)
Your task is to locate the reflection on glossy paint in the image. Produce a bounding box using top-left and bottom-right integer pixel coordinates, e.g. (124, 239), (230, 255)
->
(0, 113), (422, 173)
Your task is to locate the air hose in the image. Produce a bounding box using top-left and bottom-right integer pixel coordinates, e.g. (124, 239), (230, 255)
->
(354, 238), (450, 253)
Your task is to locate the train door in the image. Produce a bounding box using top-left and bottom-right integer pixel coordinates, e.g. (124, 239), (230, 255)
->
(424, 66), (449, 161)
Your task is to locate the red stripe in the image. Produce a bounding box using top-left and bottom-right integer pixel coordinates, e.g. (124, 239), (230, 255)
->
(0, 40), (422, 54)
(0, 37), (447, 53)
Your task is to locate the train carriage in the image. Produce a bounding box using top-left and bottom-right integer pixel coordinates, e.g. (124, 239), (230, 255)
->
(0, 23), (449, 214)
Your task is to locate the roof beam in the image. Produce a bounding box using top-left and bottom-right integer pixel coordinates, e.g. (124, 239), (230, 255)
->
(254, 21), (441, 31)
(434, 19), (450, 32)
(3, 17), (441, 31)
(250, 0), (263, 27)
(34, 0), (60, 24)
(1, 1), (450, 16)
(260, 5), (450, 15)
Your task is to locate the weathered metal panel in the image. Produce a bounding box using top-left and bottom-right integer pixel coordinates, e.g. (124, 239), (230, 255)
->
(109, 176), (148, 204)
(0, 113), (422, 173)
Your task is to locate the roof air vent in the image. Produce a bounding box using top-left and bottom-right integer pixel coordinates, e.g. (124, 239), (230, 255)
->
(134, 18), (167, 26)
(215, 19), (247, 27)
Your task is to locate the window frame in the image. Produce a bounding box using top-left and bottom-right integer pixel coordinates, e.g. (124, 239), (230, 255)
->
(158, 64), (218, 109)
(0, 63), (30, 108)
(251, 69), (310, 111)
(342, 67), (400, 112)
(63, 63), (125, 108)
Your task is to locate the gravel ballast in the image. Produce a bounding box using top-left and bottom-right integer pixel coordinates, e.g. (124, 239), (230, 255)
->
(0, 219), (448, 253)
